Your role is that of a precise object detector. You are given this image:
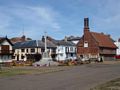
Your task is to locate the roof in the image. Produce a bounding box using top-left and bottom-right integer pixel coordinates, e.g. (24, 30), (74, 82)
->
(46, 36), (76, 46)
(0, 37), (5, 43)
(0, 37), (13, 46)
(66, 36), (81, 41)
(91, 32), (117, 48)
(13, 40), (56, 49)
(50, 40), (75, 46)
(10, 36), (32, 44)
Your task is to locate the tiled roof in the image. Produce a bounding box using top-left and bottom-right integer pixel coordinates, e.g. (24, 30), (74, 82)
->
(13, 40), (56, 49)
(11, 37), (25, 44)
(91, 32), (117, 48)
(66, 36), (81, 41)
(46, 36), (76, 46)
(51, 40), (75, 46)
(57, 40), (75, 46)
(10, 36), (31, 44)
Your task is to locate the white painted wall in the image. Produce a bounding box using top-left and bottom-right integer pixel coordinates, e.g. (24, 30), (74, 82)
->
(13, 48), (42, 61)
(72, 41), (79, 45)
(56, 45), (76, 61)
(56, 46), (66, 61)
(115, 41), (120, 55)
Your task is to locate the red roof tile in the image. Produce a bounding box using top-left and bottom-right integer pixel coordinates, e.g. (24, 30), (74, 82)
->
(91, 32), (117, 48)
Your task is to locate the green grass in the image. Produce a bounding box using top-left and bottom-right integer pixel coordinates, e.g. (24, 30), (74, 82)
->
(0, 66), (69, 77)
(0, 69), (38, 77)
(90, 78), (120, 90)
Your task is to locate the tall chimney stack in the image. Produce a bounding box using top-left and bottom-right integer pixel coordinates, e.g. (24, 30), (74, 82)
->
(84, 18), (89, 30)
(84, 18), (90, 41)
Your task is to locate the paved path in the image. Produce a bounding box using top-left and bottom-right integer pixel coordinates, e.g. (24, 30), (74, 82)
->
(0, 63), (120, 90)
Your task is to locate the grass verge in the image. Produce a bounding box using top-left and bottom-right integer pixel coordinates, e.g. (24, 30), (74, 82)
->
(90, 78), (120, 90)
(0, 66), (69, 77)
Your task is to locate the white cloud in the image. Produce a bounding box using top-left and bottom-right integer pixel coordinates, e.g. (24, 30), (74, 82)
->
(0, 4), (61, 39)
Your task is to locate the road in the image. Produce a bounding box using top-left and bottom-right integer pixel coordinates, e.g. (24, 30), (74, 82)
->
(0, 63), (120, 90)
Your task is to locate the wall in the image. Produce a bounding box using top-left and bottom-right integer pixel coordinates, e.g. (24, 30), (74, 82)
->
(0, 40), (13, 62)
(56, 45), (76, 61)
(13, 48), (42, 61)
(114, 41), (120, 55)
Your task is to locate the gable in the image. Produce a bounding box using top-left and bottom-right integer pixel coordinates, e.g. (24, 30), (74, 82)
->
(77, 34), (98, 48)
(0, 40), (13, 50)
(1, 40), (11, 46)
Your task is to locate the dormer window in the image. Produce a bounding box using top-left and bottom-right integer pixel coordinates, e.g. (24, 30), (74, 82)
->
(84, 41), (88, 47)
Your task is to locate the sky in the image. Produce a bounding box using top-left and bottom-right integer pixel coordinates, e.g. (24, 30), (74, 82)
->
(0, 0), (120, 40)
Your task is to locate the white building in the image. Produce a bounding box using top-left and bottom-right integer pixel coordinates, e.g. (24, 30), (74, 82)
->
(114, 39), (120, 55)
(46, 36), (77, 61)
(13, 40), (56, 61)
(0, 37), (13, 62)
(56, 44), (76, 61)
(64, 36), (81, 45)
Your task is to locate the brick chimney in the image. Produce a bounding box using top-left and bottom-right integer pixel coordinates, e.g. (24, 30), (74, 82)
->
(84, 18), (89, 31)
(21, 35), (26, 41)
(83, 18), (90, 41)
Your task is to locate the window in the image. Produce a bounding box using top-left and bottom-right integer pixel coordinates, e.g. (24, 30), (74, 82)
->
(21, 49), (25, 52)
(71, 53), (73, 57)
(31, 48), (35, 53)
(21, 55), (24, 59)
(12, 56), (15, 59)
(41, 49), (45, 52)
(66, 47), (69, 52)
(84, 41), (88, 47)
(70, 47), (73, 51)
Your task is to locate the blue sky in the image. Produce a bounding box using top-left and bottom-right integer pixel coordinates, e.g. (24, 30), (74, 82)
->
(0, 0), (120, 40)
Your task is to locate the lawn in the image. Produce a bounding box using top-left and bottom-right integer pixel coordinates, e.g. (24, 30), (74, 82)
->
(90, 78), (120, 90)
(0, 66), (68, 77)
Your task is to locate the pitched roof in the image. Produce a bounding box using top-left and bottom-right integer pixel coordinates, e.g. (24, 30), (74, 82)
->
(91, 32), (117, 48)
(0, 37), (13, 46)
(57, 40), (75, 46)
(65, 36), (81, 41)
(10, 36), (32, 44)
(13, 40), (56, 49)
(49, 39), (75, 46)
(46, 36), (76, 46)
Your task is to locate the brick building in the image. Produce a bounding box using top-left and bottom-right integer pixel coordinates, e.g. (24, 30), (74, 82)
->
(77, 18), (117, 61)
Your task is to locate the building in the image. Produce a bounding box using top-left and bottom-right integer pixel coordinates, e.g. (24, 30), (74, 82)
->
(77, 18), (117, 61)
(0, 37), (13, 62)
(47, 36), (77, 61)
(10, 35), (32, 44)
(64, 36), (81, 45)
(13, 40), (56, 62)
(114, 38), (120, 55)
